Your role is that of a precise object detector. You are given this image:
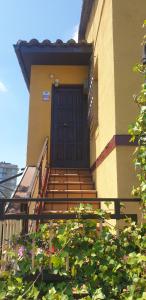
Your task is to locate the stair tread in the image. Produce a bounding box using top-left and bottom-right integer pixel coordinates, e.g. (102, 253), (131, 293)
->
(48, 181), (93, 184)
(50, 174), (91, 177)
(42, 208), (99, 214)
(50, 168), (90, 170)
(44, 168), (96, 199)
(43, 197), (98, 199)
(47, 190), (96, 193)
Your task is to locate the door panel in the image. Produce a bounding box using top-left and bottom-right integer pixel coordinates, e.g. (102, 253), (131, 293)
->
(51, 85), (89, 167)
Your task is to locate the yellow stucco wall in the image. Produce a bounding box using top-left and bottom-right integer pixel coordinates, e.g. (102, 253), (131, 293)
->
(86, 0), (115, 160)
(113, 0), (146, 134)
(116, 146), (137, 198)
(27, 0), (144, 210)
(27, 65), (88, 165)
(85, 0), (117, 197)
(92, 149), (118, 198)
(85, 0), (145, 204)
(113, 0), (145, 199)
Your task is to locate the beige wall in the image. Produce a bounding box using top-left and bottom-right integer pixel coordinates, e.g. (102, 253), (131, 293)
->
(27, 65), (88, 165)
(86, 0), (117, 198)
(116, 146), (137, 198)
(113, 0), (146, 134)
(113, 0), (145, 199)
(86, 0), (116, 161)
(92, 149), (118, 198)
(85, 0), (144, 206)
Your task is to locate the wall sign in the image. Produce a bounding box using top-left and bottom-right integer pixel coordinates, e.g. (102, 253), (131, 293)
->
(42, 91), (51, 101)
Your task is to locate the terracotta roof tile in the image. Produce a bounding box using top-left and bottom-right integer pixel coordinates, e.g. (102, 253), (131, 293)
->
(16, 38), (89, 47)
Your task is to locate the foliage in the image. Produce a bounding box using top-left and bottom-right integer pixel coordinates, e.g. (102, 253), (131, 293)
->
(0, 206), (146, 300)
(128, 21), (146, 214)
(1, 19), (146, 300)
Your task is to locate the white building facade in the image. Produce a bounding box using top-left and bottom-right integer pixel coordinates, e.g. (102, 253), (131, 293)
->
(0, 162), (18, 198)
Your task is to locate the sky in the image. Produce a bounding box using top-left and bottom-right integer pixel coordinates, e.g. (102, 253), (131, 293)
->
(0, 0), (82, 170)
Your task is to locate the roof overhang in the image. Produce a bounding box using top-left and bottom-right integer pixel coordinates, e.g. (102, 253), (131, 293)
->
(14, 39), (92, 89)
(79, 0), (95, 41)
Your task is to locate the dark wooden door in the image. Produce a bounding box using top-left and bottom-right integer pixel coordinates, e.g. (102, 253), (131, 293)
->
(51, 85), (89, 168)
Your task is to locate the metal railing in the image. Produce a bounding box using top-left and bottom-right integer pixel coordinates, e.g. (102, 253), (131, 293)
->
(0, 172), (23, 185)
(0, 197), (141, 221)
(0, 138), (49, 257)
(0, 197), (141, 267)
(26, 137), (49, 199)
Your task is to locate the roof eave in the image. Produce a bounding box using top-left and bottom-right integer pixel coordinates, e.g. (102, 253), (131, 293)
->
(14, 45), (30, 89)
(79, 0), (94, 41)
(14, 40), (93, 90)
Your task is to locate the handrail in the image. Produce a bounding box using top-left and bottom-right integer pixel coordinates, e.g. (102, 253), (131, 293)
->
(26, 168), (38, 198)
(0, 198), (141, 203)
(27, 137), (49, 232)
(37, 137), (48, 169)
(0, 172), (23, 185)
(26, 137), (49, 198)
(0, 138), (46, 257)
(4, 138), (49, 235)
(37, 137), (48, 197)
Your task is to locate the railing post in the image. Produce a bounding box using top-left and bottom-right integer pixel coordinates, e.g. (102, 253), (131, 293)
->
(49, 221), (53, 270)
(31, 221), (36, 269)
(0, 199), (4, 262)
(39, 162), (42, 196)
(8, 220), (12, 248)
(0, 200), (4, 221)
(99, 219), (103, 233)
(21, 203), (28, 235)
(2, 221), (7, 270)
(114, 199), (120, 219)
(0, 222), (3, 261)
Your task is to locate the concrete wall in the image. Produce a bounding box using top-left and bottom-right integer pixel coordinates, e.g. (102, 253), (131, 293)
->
(27, 65), (88, 165)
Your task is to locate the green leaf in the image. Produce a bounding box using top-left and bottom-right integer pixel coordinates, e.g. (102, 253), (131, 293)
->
(0, 292), (6, 300)
(17, 296), (23, 300)
(93, 288), (105, 299)
(71, 265), (77, 277)
(16, 277), (22, 284)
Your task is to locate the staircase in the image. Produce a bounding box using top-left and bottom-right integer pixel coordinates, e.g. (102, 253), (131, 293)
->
(43, 168), (98, 212)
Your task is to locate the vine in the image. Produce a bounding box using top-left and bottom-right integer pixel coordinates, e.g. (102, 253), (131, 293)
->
(0, 206), (145, 299)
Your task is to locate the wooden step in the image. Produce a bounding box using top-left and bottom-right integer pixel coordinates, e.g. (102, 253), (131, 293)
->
(46, 190), (97, 199)
(49, 181), (93, 184)
(49, 175), (92, 183)
(47, 182), (94, 191)
(50, 168), (89, 170)
(43, 197), (99, 211)
(44, 168), (97, 211)
(50, 174), (91, 177)
(50, 169), (91, 176)
(47, 190), (96, 193)
(50, 172), (91, 177)
(42, 205), (99, 213)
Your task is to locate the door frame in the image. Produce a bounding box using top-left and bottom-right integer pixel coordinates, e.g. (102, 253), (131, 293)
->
(50, 84), (89, 168)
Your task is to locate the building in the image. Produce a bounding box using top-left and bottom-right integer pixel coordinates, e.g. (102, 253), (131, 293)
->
(12, 0), (145, 224)
(0, 162), (18, 198)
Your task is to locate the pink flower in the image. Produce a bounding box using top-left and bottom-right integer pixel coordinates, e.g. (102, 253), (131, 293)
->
(18, 246), (25, 257)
